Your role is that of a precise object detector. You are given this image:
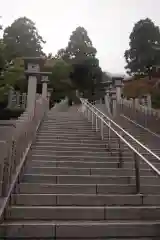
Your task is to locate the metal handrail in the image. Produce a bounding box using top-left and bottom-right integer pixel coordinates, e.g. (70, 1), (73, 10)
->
(82, 98), (160, 162)
(80, 98), (160, 193)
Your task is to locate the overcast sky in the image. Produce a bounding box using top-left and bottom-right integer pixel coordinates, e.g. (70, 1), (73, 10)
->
(1, 0), (160, 74)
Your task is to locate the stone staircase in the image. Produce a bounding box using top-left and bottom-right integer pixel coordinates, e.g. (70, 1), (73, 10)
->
(1, 106), (160, 239)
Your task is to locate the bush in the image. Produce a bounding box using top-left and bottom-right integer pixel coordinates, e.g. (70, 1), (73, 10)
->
(151, 92), (160, 109)
(0, 108), (24, 120)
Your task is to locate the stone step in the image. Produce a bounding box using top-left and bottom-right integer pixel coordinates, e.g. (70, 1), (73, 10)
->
(35, 141), (106, 147)
(41, 127), (95, 131)
(33, 144), (129, 152)
(125, 161), (160, 169)
(34, 142), (128, 150)
(36, 135), (101, 141)
(13, 194), (144, 206)
(39, 129), (97, 134)
(23, 174), (160, 185)
(2, 220), (160, 238)
(19, 183), (137, 194)
(7, 206), (160, 221)
(32, 145), (108, 152)
(31, 151), (132, 157)
(31, 154), (133, 161)
(22, 174), (130, 184)
(38, 132), (100, 137)
(25, 166), (154, 176)
(43, 120), (86, 123)
(29, 160), (119, 168)
(19, 183), (160, 194)
(131, 176), (160, 185)
(35, 138), (104, 144)
(28, 159), (154, 169)
(14, 193), (160, 206)
(13, 193), (160, 206)
(42, 123), (92, 127)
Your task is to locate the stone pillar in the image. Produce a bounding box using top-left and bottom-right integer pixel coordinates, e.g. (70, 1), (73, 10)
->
(42, 76), (49, 99)
(116, 86), (121, 102)
(42, 82), (47, 99)
(7, 87), (14, 109)
(76, 89), (79, 98)
(134, 98), (139, 109)
(112, 99), (117, 117)
(110, 89), (117, 117)
(147, 94), (152, 109)
(27, 75), (37, 112)
(16, 92), (20, 108)
(113, 77), (123, 103)
(104, 90), (111, 115)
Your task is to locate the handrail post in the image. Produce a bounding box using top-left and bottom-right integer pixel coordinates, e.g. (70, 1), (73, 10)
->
(108, 121), (111, 152)
(101, 117), (104, 140)
(134, 152), (140, 193)
(88, 108), (90, 121)
(118, 132), (123, 168)
(91, 110), (94, 129)
(96, 114), (98, 132)
(87, 108), (89, 120)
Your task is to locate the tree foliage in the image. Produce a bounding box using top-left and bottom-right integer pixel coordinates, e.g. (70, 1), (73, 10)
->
(55, 48), (68, 61)
(123, 76), (160, 99)
(70, 57), (102, 97)
(66, 27), (97, 62)
(49, 59), (73, 102)
(64, 26), (103, 99)
(3, 17), (45, 61)
(125, 18), (160, 76)
(51, 59), (72, 87)
(0, 39), (6, 73)
(0, 18), (104, 106)
(0, 16), (45, 105)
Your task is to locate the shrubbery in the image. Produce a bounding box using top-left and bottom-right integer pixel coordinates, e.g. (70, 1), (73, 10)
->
(0, 108), (24, 120)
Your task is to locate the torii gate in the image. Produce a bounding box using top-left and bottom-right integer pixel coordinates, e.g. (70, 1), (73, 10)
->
(23, 57), (52, 114)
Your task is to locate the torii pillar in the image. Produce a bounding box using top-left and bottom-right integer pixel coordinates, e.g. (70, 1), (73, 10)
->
(42, 75), (49, 99)
(24, 57), (51, 114)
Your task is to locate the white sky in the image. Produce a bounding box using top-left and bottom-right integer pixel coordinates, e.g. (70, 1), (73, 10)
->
(1, 0), (160, 74)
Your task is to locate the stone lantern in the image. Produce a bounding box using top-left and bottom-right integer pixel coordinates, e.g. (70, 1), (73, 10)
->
(112, 75), (124, 102)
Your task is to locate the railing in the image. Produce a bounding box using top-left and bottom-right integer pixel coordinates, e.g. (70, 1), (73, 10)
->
(117, 99), (160, 133)
(8, 91), (27, 110)
(80, 98), (160, 193)
(0, 97), (49, 220)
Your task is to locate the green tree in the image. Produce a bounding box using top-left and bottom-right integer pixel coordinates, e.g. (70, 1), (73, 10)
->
(66, 27), (96, 62)
(0, 57), (25, 92)
(65, 26), (102, 99)
(3, 17), (45, 61)
(70, 57), (102, 98)
(49, 59), (73, 102)
(55, 48), (69, 61)
(0, 39), (6, 73)
(124, 18), (160, 76)
(0, 20), (6, 74)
